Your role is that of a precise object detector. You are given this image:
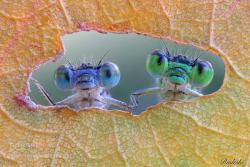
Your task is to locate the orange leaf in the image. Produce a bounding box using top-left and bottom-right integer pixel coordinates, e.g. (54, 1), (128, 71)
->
(0, 0), (249, 166)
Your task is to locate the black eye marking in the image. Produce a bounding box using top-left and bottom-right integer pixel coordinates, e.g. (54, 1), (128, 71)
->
(106, 69), (112, 78)
(64, 73), (70, 81)
(61, 71), (70, 81)
(63, 71), (70, 81)
(59, 71), (70, 81)
(157, 55), (163, 65)
(197, 62), (207, 74)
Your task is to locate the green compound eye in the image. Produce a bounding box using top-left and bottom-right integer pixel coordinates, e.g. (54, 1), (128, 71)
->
(191, 61), (214, 88)
(146, 53), (168, 77)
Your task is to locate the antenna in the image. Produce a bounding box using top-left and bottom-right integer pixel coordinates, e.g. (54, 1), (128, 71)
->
(193, 54), (203, 64)
(97, 49), (112, 66)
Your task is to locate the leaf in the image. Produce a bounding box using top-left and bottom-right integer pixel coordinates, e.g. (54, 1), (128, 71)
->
(0, 0), (249, 166)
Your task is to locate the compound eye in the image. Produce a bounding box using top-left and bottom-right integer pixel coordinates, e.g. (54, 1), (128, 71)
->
(54, 65), (73, 90)
(191, 61), (214, 88)
(99, 62), (120, 88)
(146, 52), (168, 77)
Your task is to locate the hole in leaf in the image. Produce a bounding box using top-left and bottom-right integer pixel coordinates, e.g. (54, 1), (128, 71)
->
(28, 31), (225, 115)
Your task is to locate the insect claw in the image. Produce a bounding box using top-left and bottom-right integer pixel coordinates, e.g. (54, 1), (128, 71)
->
(127, 104), (135, 115)
(129, 94), (139, 115)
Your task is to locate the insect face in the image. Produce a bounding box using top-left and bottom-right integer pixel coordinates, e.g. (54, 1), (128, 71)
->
(167, 62), (192, 85)
(54, 62), (121, 91)
(74, 67), (99, 89)
(146, 50), (193, 85)
(54, 65), (98, 90)
(146, 50), (214, 87)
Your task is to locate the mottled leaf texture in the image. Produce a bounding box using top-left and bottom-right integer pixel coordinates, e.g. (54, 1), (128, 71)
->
(0, 0), (249, 167)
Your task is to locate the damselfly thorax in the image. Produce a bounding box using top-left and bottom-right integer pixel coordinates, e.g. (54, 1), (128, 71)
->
(55, 86), (111, 110)
(156, 78), (202, 101)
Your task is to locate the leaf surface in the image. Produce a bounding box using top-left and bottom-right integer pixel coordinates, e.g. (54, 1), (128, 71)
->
(0, 0), (249, 166)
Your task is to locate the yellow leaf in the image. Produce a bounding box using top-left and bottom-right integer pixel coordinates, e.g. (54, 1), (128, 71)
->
(0, 0), (249, 166)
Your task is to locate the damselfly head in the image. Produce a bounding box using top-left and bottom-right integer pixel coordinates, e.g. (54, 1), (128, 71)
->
(54, 61), (121, 90)
(146, 49), (214, 87)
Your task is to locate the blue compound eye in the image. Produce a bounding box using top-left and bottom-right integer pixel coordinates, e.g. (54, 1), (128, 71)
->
(54, 65), (73, 90)
(99, 62), (120, 88)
